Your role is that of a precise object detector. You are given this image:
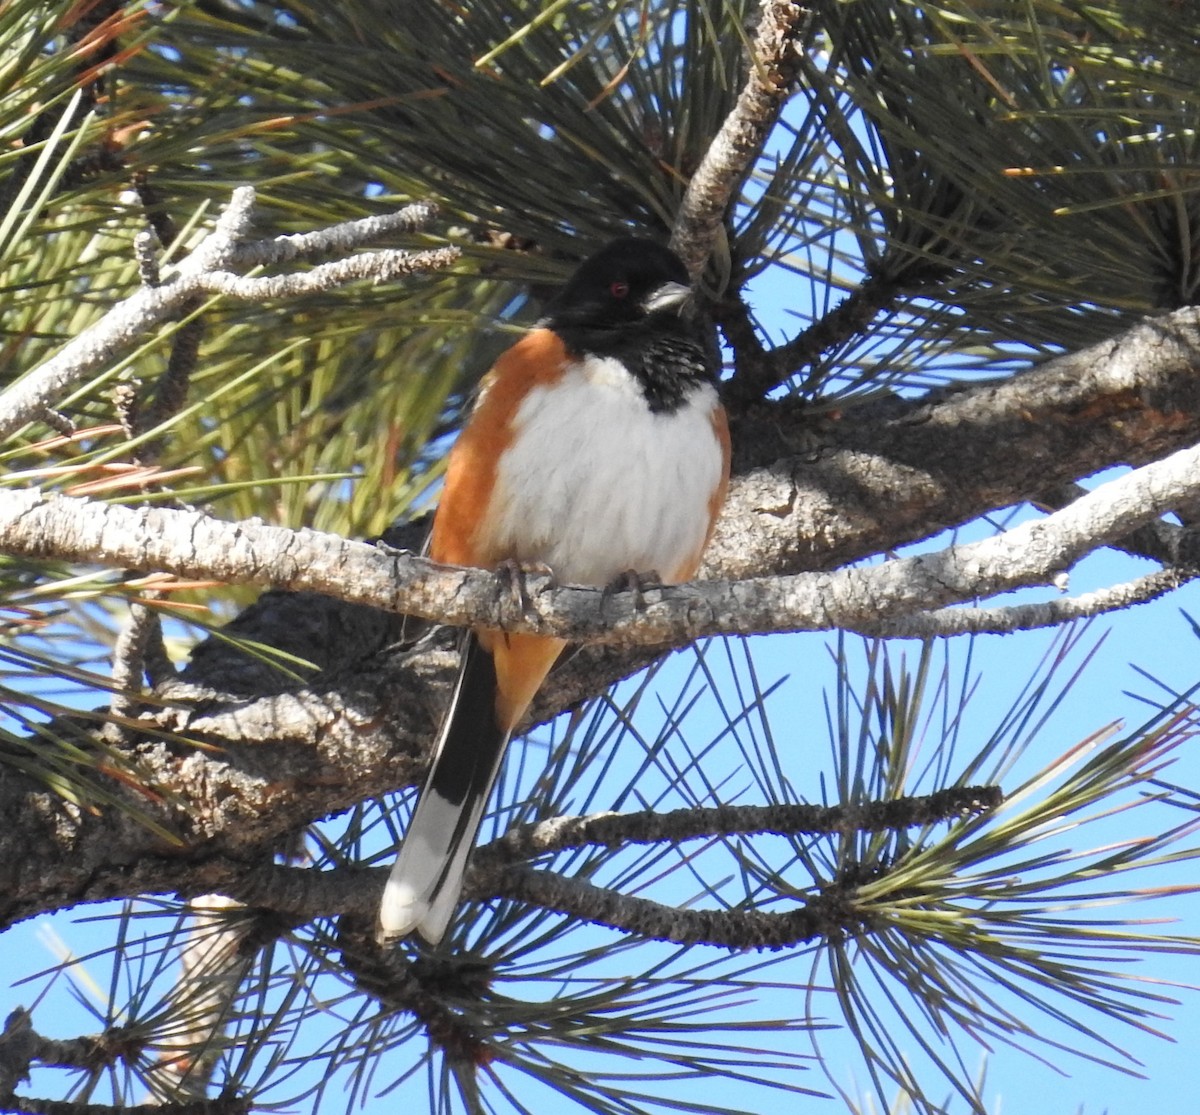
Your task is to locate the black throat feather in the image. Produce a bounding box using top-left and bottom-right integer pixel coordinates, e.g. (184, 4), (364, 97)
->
(553, 317), (717, 414)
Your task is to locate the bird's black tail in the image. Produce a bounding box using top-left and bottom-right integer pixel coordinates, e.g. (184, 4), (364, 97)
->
(378, 633), (510, 944)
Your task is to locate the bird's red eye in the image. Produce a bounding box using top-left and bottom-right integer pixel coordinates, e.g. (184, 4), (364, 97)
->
(610, 280), (630, 299)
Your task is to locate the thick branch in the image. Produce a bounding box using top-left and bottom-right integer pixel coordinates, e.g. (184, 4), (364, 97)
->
(713, 305), (1200, 580)
(0, 658), (439, 927)
(1, 430), (1199, 647)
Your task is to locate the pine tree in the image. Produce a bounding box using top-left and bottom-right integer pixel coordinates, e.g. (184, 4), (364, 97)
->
(3, 3), (1200, 1113)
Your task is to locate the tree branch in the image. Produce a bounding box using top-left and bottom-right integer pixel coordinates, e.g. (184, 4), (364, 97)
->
(334, 920), (490, 1062)
(0, 1008), (212, 1114)
(715, 305), (1200, 580)
(669, 1), (810, 279)
(107, 600), (171, 727)
(471, 788), (996, 948)
(230, 201), (439, 266)
(865, 565), (1200, 638)
(194, 247), (458, 300)
(9, 1096), (248, 1115)
(0, 190), (454, 442)
(107, 191), (198, 727)
(728, 266), (948, 401)
(1038, 481), (1200, 568)
(206, 786), (1001, 926)
(5, 230), (1200, 929)
(471, 786), (1001, 869)
(0, 662), (438, 927)
(489, 867), (862, 950)
(2, 429), (1199, 648)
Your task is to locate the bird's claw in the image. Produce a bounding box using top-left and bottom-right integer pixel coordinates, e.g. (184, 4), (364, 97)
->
(602, 568), (662, 615)
(494, 558), (556, 615)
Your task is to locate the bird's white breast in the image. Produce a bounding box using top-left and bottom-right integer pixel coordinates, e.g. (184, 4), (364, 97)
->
(479, 355), (723, 586)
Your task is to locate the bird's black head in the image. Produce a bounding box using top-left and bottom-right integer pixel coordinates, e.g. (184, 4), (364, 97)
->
(542, 237), (692, 336)
(540, 236), (716, 411)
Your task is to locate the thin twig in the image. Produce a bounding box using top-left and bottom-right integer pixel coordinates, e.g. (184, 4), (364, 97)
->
(669, 1), (811, 280)
(472, 786), (1001, 870)
(107, 185), (203, 726)
(107, 602), (166, 725)
(38, 408), (75, 437)
(131, 170), (181, 252)
(230, 200), (439, 267)
(0, 1007), (34, 1098)
(194, 247), (459, 301)
(136, 312), (204, 455)
(133, 229), (161, 287)
(862, 565), (1200, 639)
(489, 867), (863, 950)
(0, 1008), (144, 1099)
(190, 785), (1001, 926)
(713, 290), (770, 387)
(734, 269), (929, 401)
(198, 864), (868, 953)
(335, 919), (490, 1062)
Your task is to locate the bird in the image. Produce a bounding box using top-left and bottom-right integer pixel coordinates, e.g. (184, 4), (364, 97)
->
(378, 236), (730, 945)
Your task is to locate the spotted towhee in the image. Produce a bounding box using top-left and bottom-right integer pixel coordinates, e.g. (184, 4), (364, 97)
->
(378, 237), (731, 944)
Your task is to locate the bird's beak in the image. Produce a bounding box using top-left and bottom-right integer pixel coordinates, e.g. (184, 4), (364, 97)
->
(642, 280), (691, 315)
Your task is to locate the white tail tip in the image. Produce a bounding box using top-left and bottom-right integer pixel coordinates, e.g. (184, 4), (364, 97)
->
(377, 878), (426, 944)
(377, 875), (459, 946)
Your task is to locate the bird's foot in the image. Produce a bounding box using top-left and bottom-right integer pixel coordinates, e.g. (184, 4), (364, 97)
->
(602, 568), (663, 615)
(494, 558), (556, 615)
